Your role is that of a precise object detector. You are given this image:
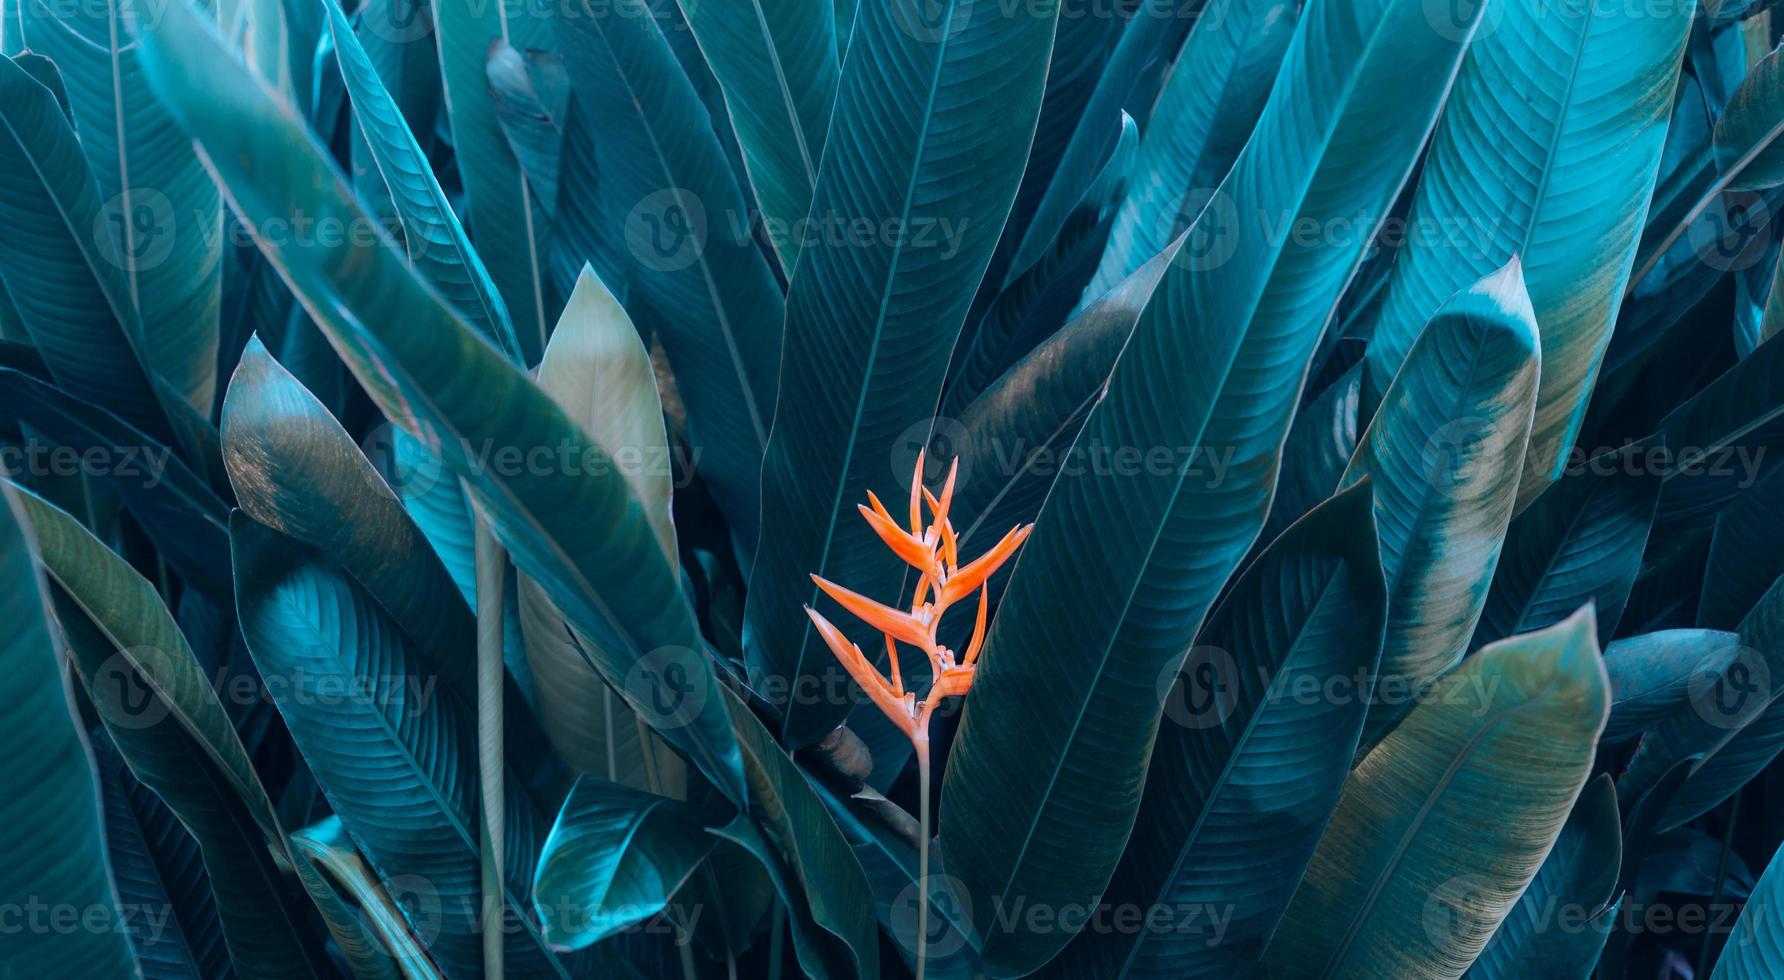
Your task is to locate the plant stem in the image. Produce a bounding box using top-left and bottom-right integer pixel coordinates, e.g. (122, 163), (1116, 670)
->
(474, 514), (506, 979)
(916, 734), (932, 980)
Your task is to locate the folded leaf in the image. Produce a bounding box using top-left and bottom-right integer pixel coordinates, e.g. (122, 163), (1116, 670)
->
(1266, 607), (1610, 979)
(1361, 0), (1691, 505)
(1713, 834), (1784, 978)
(0, 483), (139, 977)
(942, 0), (1484, 968)
(1342, 262), (1540, 741)
(1055, 483), (1387, 978)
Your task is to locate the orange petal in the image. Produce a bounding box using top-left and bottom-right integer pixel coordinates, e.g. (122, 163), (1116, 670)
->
(858, 503), (936, 570)
(806, 607), (909, 726)
(932, 664), (975, 699)
(941, 519), (959, 571)
(963, 584), (990, 665)
(941, 524), (1033, 606)
(932, 458), (958, 532)
(812, 574), (933, 648)
(884, 634), (904, 696)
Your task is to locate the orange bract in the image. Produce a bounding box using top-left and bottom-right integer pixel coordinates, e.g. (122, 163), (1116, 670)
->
(803, 451), (1033, 746)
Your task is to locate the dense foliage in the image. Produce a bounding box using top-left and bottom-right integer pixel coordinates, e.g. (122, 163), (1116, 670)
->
(4, 0), (1784, 976)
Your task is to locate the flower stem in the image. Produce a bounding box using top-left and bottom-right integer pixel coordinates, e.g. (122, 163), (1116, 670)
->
(916, 734), (932, 980)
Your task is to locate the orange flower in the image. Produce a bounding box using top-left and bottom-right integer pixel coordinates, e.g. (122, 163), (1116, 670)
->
(804, 451), (1032, 747)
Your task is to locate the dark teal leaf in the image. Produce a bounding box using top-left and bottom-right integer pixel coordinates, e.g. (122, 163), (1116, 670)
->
(745, 0), (1061, 745)
(1700, 463), (1784, 627)
(1055, 483), (1386, 978)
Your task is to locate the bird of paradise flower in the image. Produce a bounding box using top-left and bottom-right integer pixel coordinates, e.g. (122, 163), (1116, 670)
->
(804, 451), (1031, 975)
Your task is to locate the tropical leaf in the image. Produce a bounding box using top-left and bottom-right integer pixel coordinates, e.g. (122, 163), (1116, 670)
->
(744, 0), (1061, 746)
(136, 0), (747, 806)
(230, 513), (573, 977)
(670, 0), (839, 274)
(1713, 41), (1784, 192)
(1258, 362), (1360, 545)
(1471, 442), (1662, 650)
(1712, 836), (1784, 978)
(488, 41), (569, 213)
(556, 0), (786, 555)
(941, 0), (1484, 968)
(1340, 262), (1540, 742)
(1053, 483), (1387, 978)
(14, 484), (336, 979)
(324, 0), (521, 360)
(1602, 628), (1744, 742)
(1265, 607), (1610, 979)
(1082, 0), (1296, 301)
(1360, 0), (1692, 505)
(92, 731), (232, 979)
(533, 775), (713, 948)
(0, 53), (173, 443)
(0, 483), (139, 977)
(19, 0), (223, 411)
(432, 0), (555, 359)
(290, 816), (444, 980)
(1465, 774), (1621, 980)
(1700, 463), (1784, 627)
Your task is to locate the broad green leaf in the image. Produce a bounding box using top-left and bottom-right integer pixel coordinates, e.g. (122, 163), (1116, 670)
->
(433, 0), (555, 360)
(941, 0), (1484, 968)
(520, 266), (684, 791)
(20, 0), (223, 411)
(744, 0), (1060, 745)
(1466, 775), (1621, 979)
(291, 816), (444, 980)
(1713, 42), (1784, 192)
(1622, 575), (1784, 830)
(1341, 262), (1540, 741)
(1713, 837), (1784, 978)
(1082, 0), (1296, 300)
(1701, 463), (1784, 627)
(1472, 443), (1662, 649)
(533, 775), (713, 948)
(1265, 607), (1610, 979)
(14, 484), (336, 978)
(671, 0), (838, 273)
(1258, 362), (1360, 544)
(136, 0), (747, 806)
(323, 0), (521, 361)
(0, 366), (230, 594)
(1602, 629), (1744, 742)
(557, 0), (785, 553)
(0, 53), (173, 443)
(1007, 0), (1189, 289)
(0, 483), (139, 977)
(942, 112), (1137, 415)
(1054, 483), (1387, 978)
(230, 513), (573, 978)
(723, 682), (880, 980)
(1361, 0), (1692, 505)
(92, 732), (232, 979)
(488, 40), (568, 212)
(1650, 329), (1784, 524)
